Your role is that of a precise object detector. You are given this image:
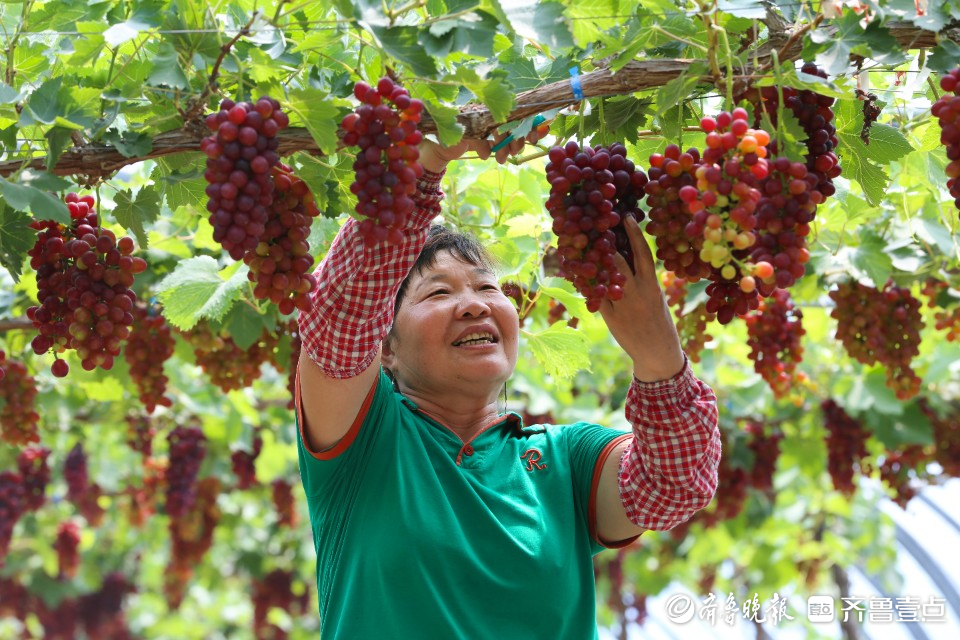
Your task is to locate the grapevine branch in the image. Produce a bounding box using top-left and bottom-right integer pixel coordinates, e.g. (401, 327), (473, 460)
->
(0, 20), (953, 179)
(183, 12), (259, 122)
(0, 318), (32, 332)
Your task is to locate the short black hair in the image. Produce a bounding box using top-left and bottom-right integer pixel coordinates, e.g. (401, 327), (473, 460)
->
(393, 225), (496, 317)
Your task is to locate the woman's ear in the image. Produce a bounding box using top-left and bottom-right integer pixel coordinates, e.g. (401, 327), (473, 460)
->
(381, 333), (396, 371)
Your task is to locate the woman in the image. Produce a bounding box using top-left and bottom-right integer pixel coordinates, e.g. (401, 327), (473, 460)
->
(296, 135), (721, 638)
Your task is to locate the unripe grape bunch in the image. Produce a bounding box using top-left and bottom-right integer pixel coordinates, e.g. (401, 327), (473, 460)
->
(201, 97), (288, 260)
(544, 141), (649, 312)
(27, 193), (145, 376)
(933, 67), (960, 218)
(342, 77), (424, 246)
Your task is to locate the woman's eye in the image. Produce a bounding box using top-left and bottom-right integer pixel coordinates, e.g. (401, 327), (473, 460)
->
(428, 290), (448, 297)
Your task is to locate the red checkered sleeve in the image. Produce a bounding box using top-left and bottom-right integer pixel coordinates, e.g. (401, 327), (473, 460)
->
(617, 358), (721, 531)
(297, 169), (445, 378)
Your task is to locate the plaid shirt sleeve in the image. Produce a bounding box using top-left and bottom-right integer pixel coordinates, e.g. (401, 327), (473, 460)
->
(618, 358), (721, 531)
(297, 169), (445, 378)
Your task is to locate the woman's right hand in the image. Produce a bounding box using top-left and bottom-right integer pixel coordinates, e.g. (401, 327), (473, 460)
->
(419, 123), (548, 174)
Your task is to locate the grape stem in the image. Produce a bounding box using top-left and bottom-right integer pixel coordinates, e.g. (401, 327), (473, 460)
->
(185, 11), (259, 122)
(771, 14), (824, 72)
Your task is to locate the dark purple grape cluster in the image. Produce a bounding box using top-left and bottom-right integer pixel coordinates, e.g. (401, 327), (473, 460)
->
(201, 97), (288, 260)
(0, 471), (25, 565)
(27, 193), (145, 376)
(545, 141), (648, 312)
(342, 77), (424, 246)
(244, 164), (320, 314)
(933, 67), (960, 218)
(822, 399), (870, 496)
(64, 443), (89, 502)
(230, 434), (262, 490)
(165, 426), (207, 519)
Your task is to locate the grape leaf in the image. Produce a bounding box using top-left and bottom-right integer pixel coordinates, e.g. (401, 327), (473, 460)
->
(927, 41), (960, 75)
(424, 101), (464, 147)
(0, 176), (70, 223)
(114, 187), (161, 250)
(147, 43), (189, 89)
(155, 257), (248, 330)
(851, 230), (893, 288)
(286, 88), (342, 156)
(500, 1), (573, 52)
(24, 77), (63, 125)
(524, 322), (591, 381)
(154, 164), (206, 212)
(369, 26), (438, 78)
(0, 203), (33, 282)
(224, 302), (269, 350)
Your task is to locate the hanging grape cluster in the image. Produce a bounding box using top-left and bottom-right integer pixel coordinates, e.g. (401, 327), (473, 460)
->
(660, 272), (715, 362)
(26, 193), (145, 376)
(201, 97), (287, 260)
(821, 399), (870, 496)
(745, 289), (806, 399)
(165, 426), (207, 519)
(181, 323), (280, 393)
(829, 280), (923, 400)
(0, 351), (40, 446)
(124, 303), (176, 413)
(933, 67), (960, 218)
(342, 77), (425, 246)
(244, 164), (320, 314)
(545, 141), (649, 311)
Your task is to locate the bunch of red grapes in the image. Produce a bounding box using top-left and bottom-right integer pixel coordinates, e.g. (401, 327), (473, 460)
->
(64, 443), (89, 502)
(231, 434), (262, 490)
(63, 444), (104, 525)
(251, 569), (310, 639)
(821, 399), (870, 496)
(342, 77), (425, 246)
(0, 471), (25, 564)
(27, 193), (145, 376)
(829, 280), (923, 399)
(272, 479), (298, 528)
(932, 67), (960, 218)
(743, 420), (784, 492)
(182, 323), (280, 392)
(660, 272), (715, 362)
(201, 97), (287, 260)
(124, 303), (175, 413)
(126, 414), (156, 458)
(17, 446), (50, 511)
(545, 141), (649, 312)
(243, 164), (320, 314)
(0, 351), (40, 446)
(744, 289), (806, 399)
(54, 520), (82, 578)
(922, 278), (960, 342)
(874, 445), (930, 508)
(165, 426), (207, 519)
(165, 477), (220, 609)
(919, 399), (960, 478)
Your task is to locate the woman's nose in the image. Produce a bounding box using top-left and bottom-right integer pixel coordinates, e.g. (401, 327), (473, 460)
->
(457, 293), (492, 318)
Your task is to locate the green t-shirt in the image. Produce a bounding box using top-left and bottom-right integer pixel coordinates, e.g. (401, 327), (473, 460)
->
(296, 368), (632, 639)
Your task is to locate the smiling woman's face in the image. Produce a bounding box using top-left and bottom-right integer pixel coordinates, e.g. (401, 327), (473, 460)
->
(384, 251), (519, 398)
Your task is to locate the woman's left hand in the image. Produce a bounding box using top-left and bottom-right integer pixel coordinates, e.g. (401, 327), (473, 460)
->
(597, 215), (686, 382)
